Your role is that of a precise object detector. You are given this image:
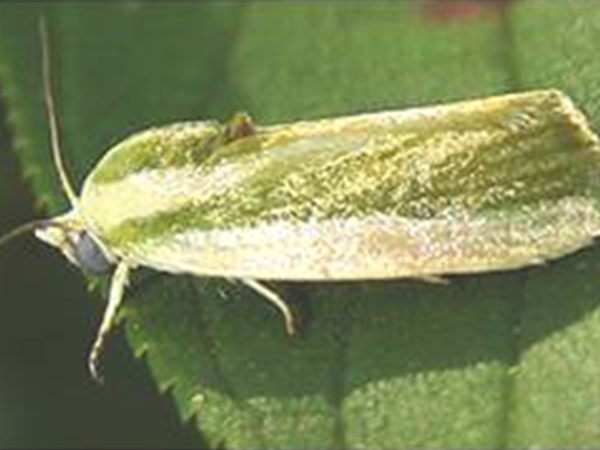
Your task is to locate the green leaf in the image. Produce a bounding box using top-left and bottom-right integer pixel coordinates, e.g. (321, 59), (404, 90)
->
(1, 2), (600, 448)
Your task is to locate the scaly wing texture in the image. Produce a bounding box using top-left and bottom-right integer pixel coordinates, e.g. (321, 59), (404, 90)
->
(80, 90), (600, 279)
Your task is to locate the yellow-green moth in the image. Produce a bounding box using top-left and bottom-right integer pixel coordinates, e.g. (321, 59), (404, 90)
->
(2, 20), (600, 380)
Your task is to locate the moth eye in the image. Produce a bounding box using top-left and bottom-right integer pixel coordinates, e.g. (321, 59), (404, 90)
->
(73, 231), (113, 275)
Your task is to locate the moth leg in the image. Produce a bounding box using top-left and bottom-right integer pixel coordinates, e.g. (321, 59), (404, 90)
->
(89, 261), (131, 381)
(239, 278), (296, 335)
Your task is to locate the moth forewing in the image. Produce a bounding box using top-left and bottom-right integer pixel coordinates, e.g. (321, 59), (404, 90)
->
(80, 90), (600, 282)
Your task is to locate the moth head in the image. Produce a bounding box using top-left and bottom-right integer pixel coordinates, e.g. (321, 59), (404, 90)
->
(0, 213), (114, 276)
(34, 213), (114, 275)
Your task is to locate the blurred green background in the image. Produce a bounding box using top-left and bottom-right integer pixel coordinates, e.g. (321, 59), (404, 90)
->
(1, 2), (600, 448)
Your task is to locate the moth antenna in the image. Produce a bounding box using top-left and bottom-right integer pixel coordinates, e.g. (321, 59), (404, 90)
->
(0, 219), (56, 250)
(39, 17), (79, 208)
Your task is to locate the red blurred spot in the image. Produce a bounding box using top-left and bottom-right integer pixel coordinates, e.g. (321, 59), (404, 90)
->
(424, 0), (516, 22)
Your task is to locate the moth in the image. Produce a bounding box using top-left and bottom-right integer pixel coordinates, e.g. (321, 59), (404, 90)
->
(2, 20), (600, 380)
